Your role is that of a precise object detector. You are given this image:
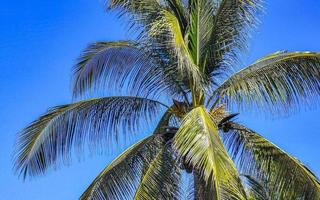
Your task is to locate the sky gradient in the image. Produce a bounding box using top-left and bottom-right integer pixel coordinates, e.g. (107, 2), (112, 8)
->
(1, 1), (320, 199)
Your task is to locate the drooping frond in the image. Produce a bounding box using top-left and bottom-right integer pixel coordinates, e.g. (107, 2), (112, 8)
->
(224, 122), (320, 200)
(193, 170), (215, 200)
(242, 175), (271, 200)
(73, 41), (174, 98)
(173, 106), (246, 200)
(210, 51), (320, 115)
(134, 143), (181, 200)
(80, 134), (164, 200)
(14, 96), (167, 178)
(207, 0), (263, 74)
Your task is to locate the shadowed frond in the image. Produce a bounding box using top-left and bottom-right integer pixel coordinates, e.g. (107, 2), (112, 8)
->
(173, 106), (246, 200)
(207, 0), (263, 74)
(73, 41), (174, 98)
(242, 175), (270, 200)
(193, 170), (215, 200)
(165, 0), (188, 34)
(14, 96), (167, 178)
(106, 0), (194, 98)
(154, 107), (175, 133)
(224, 122), (320, 200)
(210, 51), (320, 115)
(80, 134), (164, 200)
(134, 143), (181, 200)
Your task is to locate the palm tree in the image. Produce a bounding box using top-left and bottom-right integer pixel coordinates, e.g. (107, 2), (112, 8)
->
(14, 0), (320, 199)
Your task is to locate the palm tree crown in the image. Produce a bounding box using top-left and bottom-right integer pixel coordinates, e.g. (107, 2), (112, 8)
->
(14, 0), (320, 199)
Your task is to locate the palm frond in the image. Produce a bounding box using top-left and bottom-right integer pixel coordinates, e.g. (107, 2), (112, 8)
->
(154, 107), (175, 133)
(73, 41), (173, 98)
(193, 170), (215, 200)
(144, 42), (193, 101)
(134, 143), (181, 200)
(224, 122), (320, 200)
(80, 134), (164, 200)
(173, 106), (246, 200)
(107, 0), (159, 9)
(148, 9), (204, 89)
(165, 0), (188, 35)
(106, 1), (209, 93)
(207, 0), (263, 74)
(210, 51), (320, 115)
(242, 175), (270, 200)
(14, 96), (167, 178)
(106, 0), (162, 27)
(188, 0), (215, 70)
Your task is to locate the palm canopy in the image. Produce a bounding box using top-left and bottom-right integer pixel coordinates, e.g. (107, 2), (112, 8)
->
(14, 0), (320, 199)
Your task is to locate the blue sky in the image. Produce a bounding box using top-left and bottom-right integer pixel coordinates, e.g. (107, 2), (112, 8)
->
(0, 1), (320, 199)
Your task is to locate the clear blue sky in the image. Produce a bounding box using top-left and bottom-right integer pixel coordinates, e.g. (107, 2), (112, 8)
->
(0, 1), (319, 199)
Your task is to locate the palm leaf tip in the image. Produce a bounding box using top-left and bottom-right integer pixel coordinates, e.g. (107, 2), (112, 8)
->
(80, 135), (163, 200)
(208, 0), (264, 71)
(14, 96), (167, 179)
(81, 132), (180, 200)
(72, 41), (172, 99)
(224, 122), (320, 199)
(211, 51), (320, 115)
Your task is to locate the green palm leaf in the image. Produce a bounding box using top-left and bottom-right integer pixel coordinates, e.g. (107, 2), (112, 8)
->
(242, 175), (271, 200)
(134, 143), (181, 200)
(165, 0), (188, 34)
(106, 0), (161, 26)
(210, 51), (320, 115)
(193, 170), (215, 200)
(14, 96), (167, 178)
(148, 9), (203, 88)
(188, 0), (215, 73)
(224, 122), (320, 199)
(208, 0), (263, 74)
(80, 134), (164, 200)
(173, 106), (246, 200)
(73, 41), (173, 98)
